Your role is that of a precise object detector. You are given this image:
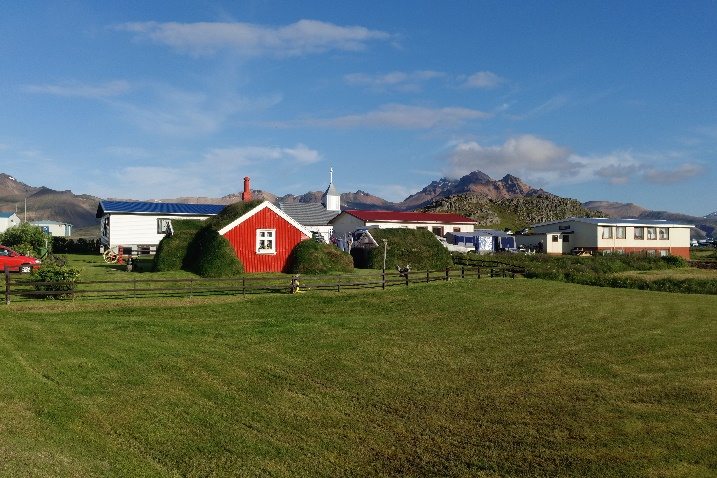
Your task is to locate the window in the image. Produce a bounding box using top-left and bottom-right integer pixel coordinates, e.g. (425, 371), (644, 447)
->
(157, 218), (172, 234)
(634, 227), (644, 240)
(659, 250), (669, 257)
(658, 227), (669, 240)
(616, 226), (626, 239)
(647, 227), (657, 240)
(432, 226), (444, 236)
(453, 227), (461, 233)
(647, 249), (656, 256)
(256, 229), (275, 253)
(552, 235), (559, 242)
(601, 226), (613, 239)
(562, 235), (570, 242)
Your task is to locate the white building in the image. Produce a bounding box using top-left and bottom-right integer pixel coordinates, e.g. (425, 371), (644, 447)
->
(527, 217), (693, 259)
(0, 211), (21, 234)
(30, 219), (73, 237)
(279, 167), (342, 242)
(330, 210), (476, 238)
(96, 201), (225, 254)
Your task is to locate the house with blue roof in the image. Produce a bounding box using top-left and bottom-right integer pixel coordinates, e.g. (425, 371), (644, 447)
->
(0, 211), (21, 234)
(96, 200), (226, 255)
(29, 219), (73, 237)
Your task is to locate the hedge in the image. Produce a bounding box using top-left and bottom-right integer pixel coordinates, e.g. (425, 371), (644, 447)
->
(290, 239), (354, 274)
(359, 228), (453, 271)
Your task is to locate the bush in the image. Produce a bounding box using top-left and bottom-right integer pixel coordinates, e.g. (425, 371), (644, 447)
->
(31, 264), (80, 300)
(361, 229), (453, 271)
(183, 228), (244, 278)
(153, 220), (204, 272)
(1, 223), (50, 256)
(52, 237), (101, 254)
(290, 239), (354, 274)
(204, 200), (262, 231)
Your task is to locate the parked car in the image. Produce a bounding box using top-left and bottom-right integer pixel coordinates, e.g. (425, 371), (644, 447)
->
(0, 245), (41, 273)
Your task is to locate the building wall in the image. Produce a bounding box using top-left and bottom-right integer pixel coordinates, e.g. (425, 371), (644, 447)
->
(0, 214), (21, 234)
(101, 214), (212, 250)
(331, 214), (365, 238)
(32, 222), (72, 237)
(533, 220), (692, 259)
(222, 207), (309, 273)
(365, 221), (475, 235)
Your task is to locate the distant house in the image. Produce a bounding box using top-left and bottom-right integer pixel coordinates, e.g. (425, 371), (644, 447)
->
(0, 212), (21, 234)
(96, 200), (225, 254)
(330, 210), (476, 238)
(29, 219), (73, 237)
(218, 201), (311, 273)
(525, 217), (693, 259)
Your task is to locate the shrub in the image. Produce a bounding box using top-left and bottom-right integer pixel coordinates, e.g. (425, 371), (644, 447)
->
(290, 239), (354, 274)
(183, 228), (244, 278)
(1, 223), (50, 257)
(31, 264), (80, 300)
(204, 200), (262, 231)
(153, 220), (204, 272)
(362, 229), (453, 271)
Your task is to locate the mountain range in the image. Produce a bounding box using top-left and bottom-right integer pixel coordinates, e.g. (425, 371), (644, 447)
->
(1, 171), (715, 238)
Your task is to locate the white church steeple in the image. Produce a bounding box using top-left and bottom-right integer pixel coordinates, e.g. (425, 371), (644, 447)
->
(322, 167), (341, 212)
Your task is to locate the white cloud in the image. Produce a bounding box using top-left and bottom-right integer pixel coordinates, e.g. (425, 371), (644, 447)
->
(442, 135), (705, 188)
(443, 135), (575, 180)
(115, 19), (392, 57)
(643, 163), (705, 184)
(304, 103), (490, 129)
(22, 80), (131, 98)
(462, 71), (504, 89)
(344, 70), (445, 92)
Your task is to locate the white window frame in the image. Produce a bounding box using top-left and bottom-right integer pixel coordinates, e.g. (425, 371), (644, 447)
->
(658, 227), (669, 240)
(256, 229), (276, 254)
(646, 227), (657, 240)
(634, 227), (644, 240)
(601, 226), (613, 239)
(157, 218), (172, 234)
(616, 226), (626, 239)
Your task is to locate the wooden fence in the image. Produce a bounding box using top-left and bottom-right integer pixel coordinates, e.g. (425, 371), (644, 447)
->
(4, 263), (525, 304)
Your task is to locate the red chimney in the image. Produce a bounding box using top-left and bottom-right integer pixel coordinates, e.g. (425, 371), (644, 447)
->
(242, 176), (252, 201)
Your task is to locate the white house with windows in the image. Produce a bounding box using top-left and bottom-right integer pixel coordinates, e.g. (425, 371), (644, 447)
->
(527, 217), (693, 259)
(96, 200), (225, 255)
(330, 210), (476, 238)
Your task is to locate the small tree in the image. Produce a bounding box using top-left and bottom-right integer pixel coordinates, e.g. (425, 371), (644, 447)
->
(0, 223), (50, 256)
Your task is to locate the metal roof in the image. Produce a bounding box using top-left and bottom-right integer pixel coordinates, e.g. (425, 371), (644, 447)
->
(338, 210), (475, 224)
(0, 211), (18, 219)
(96, 200), (225, 218)
(278, 203), (340, 226)
(531, 217), (695, 228)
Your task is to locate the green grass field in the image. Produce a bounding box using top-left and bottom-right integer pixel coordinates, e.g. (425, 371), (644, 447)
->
(2, 278), (716, 477)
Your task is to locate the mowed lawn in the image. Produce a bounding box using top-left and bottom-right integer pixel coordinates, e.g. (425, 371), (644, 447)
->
(1, 280), (716, 477)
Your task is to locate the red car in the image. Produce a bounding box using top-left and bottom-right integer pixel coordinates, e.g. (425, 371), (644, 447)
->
(0, 245), (42, 273)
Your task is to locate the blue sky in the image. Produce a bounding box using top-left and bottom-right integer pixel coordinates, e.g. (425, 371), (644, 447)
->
(1, 1), (715, 215)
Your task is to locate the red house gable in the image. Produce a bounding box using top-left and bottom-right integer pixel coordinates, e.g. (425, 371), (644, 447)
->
(218, 201), (311, 273)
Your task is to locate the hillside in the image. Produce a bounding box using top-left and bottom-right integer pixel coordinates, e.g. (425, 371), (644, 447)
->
(422, 193), (602, 230)
(584, 200), (717, 238)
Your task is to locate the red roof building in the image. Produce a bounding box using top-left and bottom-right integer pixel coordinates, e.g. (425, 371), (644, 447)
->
(218, 201), (312, 273)
(330, 209), (476, 238)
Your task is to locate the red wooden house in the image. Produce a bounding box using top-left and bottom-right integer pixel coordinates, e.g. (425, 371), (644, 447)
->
(218, 201), (312, 273)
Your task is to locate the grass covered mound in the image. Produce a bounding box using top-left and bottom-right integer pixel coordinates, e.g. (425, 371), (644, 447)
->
(184, 227), (243, 277)
(290, 239), (354, 274)
(152, 220), (203, 272)
(359, 228), (453, 271)
(153, 208), (246, 277)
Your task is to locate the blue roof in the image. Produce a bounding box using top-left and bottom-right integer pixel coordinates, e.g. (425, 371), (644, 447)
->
(0, 211), (18, 218)
(96, 201), (226, 218)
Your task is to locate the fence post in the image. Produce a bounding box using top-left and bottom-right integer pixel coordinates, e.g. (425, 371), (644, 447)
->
(405, 270), (409, 286)
(445, 267), (450, 281)
(242, 278), (246, 296)
(4, 266), (10, 305)
(461, 266), (465, 279)
(477, 267), (481, 279)
(382, 269), (386, 290)
(426, 270), (429, 283)
(133, 277), (137, 299)
(189, 279), (194, 298)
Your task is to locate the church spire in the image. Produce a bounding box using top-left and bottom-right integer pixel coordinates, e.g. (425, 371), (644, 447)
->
(322, 167), (340, 211)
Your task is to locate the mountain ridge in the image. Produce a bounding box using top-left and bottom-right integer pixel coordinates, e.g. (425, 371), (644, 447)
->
(1, 171), (714, 238)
